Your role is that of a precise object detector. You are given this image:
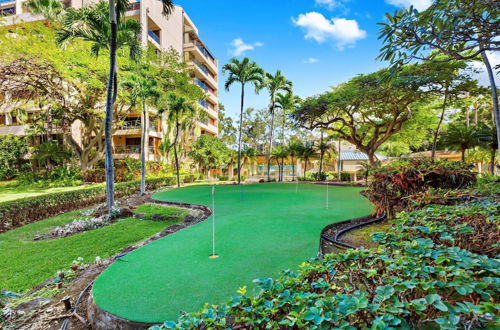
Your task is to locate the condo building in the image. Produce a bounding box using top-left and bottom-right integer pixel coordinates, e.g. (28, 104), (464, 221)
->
(0, 0), (219, 160)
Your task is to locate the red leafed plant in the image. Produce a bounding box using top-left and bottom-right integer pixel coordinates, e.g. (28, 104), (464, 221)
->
(366, 159), (476, 218)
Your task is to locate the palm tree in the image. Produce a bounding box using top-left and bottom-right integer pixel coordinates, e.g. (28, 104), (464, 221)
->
(271, 145), (289, 182)
(222, 57), (264, 184)
(441, 123), (479, 161)
(298, 144), (315, 180)
(262, 70), (292, 182)
(57, 0), (173, 212)
(239, 146), (258, 174)
(478, 124), (498, 173)
(163, 93), (198, 187)
(122, 71), (159, 195)
(288, 140), (303, 181)
(275, 91), (299, 145)
(23, 0), (64, 26)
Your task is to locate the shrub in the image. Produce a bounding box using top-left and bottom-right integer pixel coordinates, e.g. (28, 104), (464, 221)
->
(155, 199), (499, 329)
(340, 171), (353, 182)
(366, 159), (476, 218)
(218, 175), (229, 181)
(17, 166), (83, 187)
(312, 172), (327, 181)
(0, 176), (177, 233)
(0, 135), (29, 180)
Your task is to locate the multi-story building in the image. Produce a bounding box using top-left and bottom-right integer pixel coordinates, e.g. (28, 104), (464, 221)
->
(0, 0), (219, 160)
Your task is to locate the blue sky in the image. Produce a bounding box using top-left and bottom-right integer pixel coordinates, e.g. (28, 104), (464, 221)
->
(173, 0), (493, 119)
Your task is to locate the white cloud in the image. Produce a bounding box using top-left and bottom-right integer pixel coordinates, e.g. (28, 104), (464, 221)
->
(228, 38), (263, 56)
(385, 0), (432, 11)
(315, 0), (340, 10)
(470, 51), (500, 87)
(304, 57), (320, 63)
(292, 12), (366, 50)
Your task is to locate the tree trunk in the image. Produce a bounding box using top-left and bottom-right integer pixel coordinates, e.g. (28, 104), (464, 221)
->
(282, 111), (286, 145)
(303, 159), (307, 180)
(431, 88), (449, 161)
(104, 0), (118, 214)
(267, 103), (275, 182)
(174, 118), (181, 188)
(237, 84), (245, 185)
(481, 51), (500, 167)
(140, 99), (148, 195)
(491, 149), (496, 174)
(367, 152), (376, 165)
(319, 131), (324, 173)
(461, 147), (466, 162)
(291, 155), (295, 181)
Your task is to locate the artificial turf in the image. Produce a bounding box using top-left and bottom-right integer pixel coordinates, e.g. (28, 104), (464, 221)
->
(92, 183), (372, 323)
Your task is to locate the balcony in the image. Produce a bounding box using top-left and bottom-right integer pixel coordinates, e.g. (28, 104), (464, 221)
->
(148, 30), (160, 46)
(115, 145), (154, 154)
(0, 125), (30, 135)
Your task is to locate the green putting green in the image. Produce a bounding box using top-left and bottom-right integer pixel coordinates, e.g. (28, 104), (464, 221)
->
(92, 183), (372, 323)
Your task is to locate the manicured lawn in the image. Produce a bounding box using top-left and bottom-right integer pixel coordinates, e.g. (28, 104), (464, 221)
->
(0, 206), (186, 292)
(134, 203), (187, 221)
(92, 183), (372, 323)
(0, 181), (99, 203)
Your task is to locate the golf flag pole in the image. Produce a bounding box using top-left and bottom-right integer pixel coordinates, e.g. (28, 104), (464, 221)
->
(209, 185), (219, 258)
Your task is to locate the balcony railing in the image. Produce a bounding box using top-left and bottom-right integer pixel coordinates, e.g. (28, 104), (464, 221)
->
(116, 145), (154, 154)
(148, 30), (160, 45)
(194, 60), (209, 75)
(117, 120), (158, 131)
(194, 41), (216, 64)
(195, 79), (216, 96)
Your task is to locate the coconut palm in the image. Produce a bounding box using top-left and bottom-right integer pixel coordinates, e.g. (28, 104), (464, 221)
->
(57, 0), (173, 212)
(275, 91), (300, 145)
(122, 70), (160, 195)
(298, 144), (315, 180)
(478, 124), (498, 173)
(288, 140), (303, 181)
(163, 93), (198, 188)
(262, 70), (292, 182)
(271, 145), (289, 182)
(222, 57), (264, 184)
(240, 146), (258, 174)
(441, 123), (479, 162)
(23, 0), (64, 26)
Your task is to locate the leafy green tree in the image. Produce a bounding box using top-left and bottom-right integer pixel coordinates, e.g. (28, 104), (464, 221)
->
(478, 124), (498, 173)
(0, 135), (28, 180)
(23, 0), (64, 26)
(222, 57), (264, 184)
(240, 146), (258, 172)
(241, 107), (269, 151)
(218, 104), (237, 146)
(122, 61), (160, 195)
(293, 65), (434, 164)
(287, 140), (303, 181)
(315, 132), (336, 174)
(262, 70), (292, 181)
(271, 145), (289, 182)
(298, 144), (315, 180)
(276, 91), (300, 145)
(189, 134), (231, 178)
(32, 141), (71, 169)
(163, 93), (198, 187)
(378, 0), (500, 165)
(440, 123), (479, 161)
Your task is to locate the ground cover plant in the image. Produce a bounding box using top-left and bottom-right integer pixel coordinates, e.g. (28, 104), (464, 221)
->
(154, 196), (500, 329)
(91, 183), (371, 322)
(0, 205), (185, 292)
(134, 203), (188, 221)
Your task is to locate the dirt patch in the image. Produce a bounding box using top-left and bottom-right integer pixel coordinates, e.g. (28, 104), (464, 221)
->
(339, 222), (389, 249)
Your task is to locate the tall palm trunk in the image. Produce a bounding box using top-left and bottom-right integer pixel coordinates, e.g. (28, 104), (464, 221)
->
(267, 102), (275, 182)
(481, 51), (500, 167)
(281, 113), (286, 145)
(237, 84), (245, 184)
(104, 0), (118, 213)
(173, 116), (181, 188)
(140, 99), (148, 195)
(431, 88), (449, 161)
(319, 131), (324, 173)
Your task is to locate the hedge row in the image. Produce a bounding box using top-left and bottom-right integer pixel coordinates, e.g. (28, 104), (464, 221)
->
(154, 197), (500, 329)
(0, 174), (195, 233)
